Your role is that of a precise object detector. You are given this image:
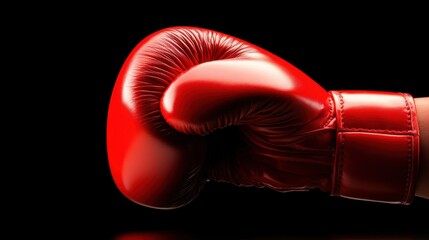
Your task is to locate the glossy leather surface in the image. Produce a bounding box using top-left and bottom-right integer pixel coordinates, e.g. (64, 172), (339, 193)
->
(107, 26), (420, 208)
(330, 91), (419, 204)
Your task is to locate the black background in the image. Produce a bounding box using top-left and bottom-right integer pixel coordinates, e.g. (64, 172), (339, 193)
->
(13, 4), (429, 239)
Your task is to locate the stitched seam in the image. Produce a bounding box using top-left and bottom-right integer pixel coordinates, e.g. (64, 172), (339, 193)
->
(335, 91), (345, 195)
(402, 137), (412, 203)
(401, 94), (412, 203)
(401, 94), (411, 203)
(339, 92), (345, 128)
(402, 93), (412, 131)
(339, 128), (413, 133)
(323, 97), (335, 127)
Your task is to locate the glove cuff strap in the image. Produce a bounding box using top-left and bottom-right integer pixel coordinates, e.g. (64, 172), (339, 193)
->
(329, 90), (420, 204)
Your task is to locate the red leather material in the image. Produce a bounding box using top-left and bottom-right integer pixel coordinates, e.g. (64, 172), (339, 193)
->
(107, 26), (421, 208)
(107, 26), (336, 209)
(330, 91), (420, 204)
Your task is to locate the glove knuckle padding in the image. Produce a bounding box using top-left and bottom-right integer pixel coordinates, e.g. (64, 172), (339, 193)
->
(134, 28), (254, 135)
(108, 27), (238, 208)
(108, 27), (270, 208)
(108, 27), (334, 208)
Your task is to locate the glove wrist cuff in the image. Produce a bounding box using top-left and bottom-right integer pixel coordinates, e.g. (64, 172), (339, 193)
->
(329, 90), (420, 204)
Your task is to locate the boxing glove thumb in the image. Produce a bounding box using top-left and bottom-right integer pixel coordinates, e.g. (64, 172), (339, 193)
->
(161, 56), (329, 136)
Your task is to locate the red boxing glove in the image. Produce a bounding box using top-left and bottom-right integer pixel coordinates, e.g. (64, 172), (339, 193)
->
(107, 26), (420, 209)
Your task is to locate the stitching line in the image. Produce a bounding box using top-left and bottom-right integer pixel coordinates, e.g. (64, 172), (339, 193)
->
(402, 137), (412, 203)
